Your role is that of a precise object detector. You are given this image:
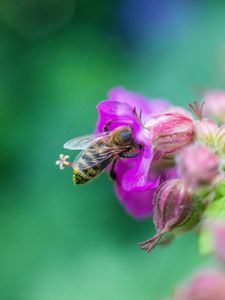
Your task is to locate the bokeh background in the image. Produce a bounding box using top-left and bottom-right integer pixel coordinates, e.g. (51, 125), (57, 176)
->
(1, 0), (225, 299)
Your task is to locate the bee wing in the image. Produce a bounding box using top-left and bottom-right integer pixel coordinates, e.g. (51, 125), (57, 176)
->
(72, 146), (123, 170)
(63, 132), (108, 150)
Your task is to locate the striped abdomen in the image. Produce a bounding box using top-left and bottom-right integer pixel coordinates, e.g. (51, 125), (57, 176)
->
(73, 142), (114, 184)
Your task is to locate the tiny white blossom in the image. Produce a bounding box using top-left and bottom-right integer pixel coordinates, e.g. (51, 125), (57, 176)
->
(55, 154), (70, 170)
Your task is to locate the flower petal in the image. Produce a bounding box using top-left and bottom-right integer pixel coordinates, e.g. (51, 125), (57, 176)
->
(114, 160), (178, 219)
(121, 147), (157, 192)
(97, 100), (132, 118)
(96, 100), (133, 132)
(115, 183), (155, 219)
(108, 87), (170, 121)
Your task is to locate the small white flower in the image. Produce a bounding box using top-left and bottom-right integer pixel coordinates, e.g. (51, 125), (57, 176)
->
(55, 154), (70, 170)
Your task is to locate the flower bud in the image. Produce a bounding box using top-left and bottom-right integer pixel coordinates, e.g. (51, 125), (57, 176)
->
(140, 179), (202, 252)
(216, 125), (225, 156)
(148, 112), (195, 159)
(202, 220), (225, 264)
(203, 90), (225, 125)
(177, 144), (220, 190)
(213, 222), (225, 263)
(173, 269), (225, 300)
(189, 100), (218, 147)
(195, 119), (218, 147)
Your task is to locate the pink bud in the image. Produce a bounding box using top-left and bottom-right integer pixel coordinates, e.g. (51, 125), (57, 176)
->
(203, 90), (225, 124)
(177, 144), (220, 190)
(149, 111), (195, 159)
(195, 119), (218, 147)
(214, 222), (225, 263)
(189, 100), (218, 147)
(173, 269), (225, 300)
(140, 179), (202, 252)
(216, 125), (225, 155)
(204, 220), (225, 264)
(214, 222), (225, 264)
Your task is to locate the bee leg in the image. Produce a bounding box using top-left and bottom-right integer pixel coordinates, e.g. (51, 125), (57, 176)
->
(119, 152), (139, 158)
(109, 158), (117, 180)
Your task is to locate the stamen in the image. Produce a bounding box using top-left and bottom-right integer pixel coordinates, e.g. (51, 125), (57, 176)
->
(133, 106), (143, 124)
(133, 107), (138, 118)
(139, 108), (143, 120)
(56, 154), (72, 170)
(189, 100), (205, 120)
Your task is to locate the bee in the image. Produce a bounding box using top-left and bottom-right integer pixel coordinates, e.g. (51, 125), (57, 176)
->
(63, 126), (141, 184)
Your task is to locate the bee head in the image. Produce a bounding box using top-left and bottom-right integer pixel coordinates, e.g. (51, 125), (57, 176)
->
(113, 126), (135, 146)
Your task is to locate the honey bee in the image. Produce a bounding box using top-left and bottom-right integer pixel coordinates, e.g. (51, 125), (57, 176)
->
(63, 126), (141, 184)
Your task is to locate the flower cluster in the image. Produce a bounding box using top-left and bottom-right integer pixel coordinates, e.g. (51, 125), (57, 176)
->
(96, 87), (195, 219)
(57, 87), (225, 253)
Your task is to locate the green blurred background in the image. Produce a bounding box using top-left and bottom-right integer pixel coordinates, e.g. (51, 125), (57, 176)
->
(1, 1), (225, 299)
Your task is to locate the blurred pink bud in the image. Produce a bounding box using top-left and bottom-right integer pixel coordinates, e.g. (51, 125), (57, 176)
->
(203, 90), (225, 124)
(214, 222), (225, 263)
(216, 125), (225, 155)
(195, 119), (218, 147)
(140, 179), (202, 252)
(204, 220), (225, 263)
(153, 180), (195, 231)
(149, 111), (195, 159)
(173, 269), (225, 300)
(177, 144), (220, 190)
(189, 100), (218, 147)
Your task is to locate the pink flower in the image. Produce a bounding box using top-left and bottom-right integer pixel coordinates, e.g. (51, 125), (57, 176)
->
(177, 144), (220, 190)
(173, 269), (225, 300)
(96, 87), (197, 219)
(96, 87), (173, 218)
